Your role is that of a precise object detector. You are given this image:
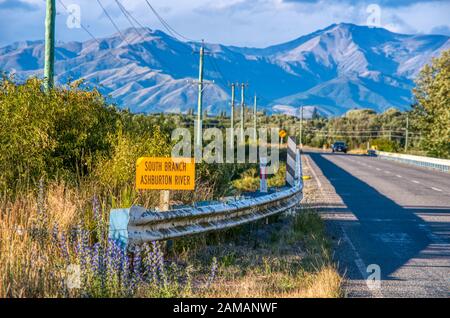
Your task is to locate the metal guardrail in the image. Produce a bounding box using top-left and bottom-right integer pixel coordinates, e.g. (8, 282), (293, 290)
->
(109, 150), (303, 248)
(376, 151), (450, 173)
(109, 181), (303, 247)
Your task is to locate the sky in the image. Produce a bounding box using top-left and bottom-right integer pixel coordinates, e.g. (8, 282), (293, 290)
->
(0, 0), (449, 47)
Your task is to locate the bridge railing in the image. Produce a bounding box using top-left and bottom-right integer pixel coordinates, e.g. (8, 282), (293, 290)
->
(375, 151), (450, 173)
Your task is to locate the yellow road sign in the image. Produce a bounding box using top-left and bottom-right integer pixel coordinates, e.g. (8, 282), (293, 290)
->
(279, 130), (287, 138)
(136, 157), (195, 190)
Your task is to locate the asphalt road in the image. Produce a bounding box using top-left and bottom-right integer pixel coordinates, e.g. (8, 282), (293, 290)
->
(305, 151), (450, 298)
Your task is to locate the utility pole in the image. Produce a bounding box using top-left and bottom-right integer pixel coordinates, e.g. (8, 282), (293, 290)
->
(253, 94), (257, 135)
(299, 106), (304, 150)
(405, 115), (409, 152)
(230, 83), (235, 133)
(195, 41), (205, 149)
(240, 83), (246, 143)
(44, 0), (56, 91)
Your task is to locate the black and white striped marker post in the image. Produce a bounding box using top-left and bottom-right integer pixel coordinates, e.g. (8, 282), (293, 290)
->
(286, 136), (297, 187)
(296, 148), (302, 180)
(260, 157), (268, 193)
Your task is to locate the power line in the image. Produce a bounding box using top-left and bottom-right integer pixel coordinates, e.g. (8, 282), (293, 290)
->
(140, 0), (201, 58)
(114, 1), (194, 57)
(52, 0), (189, 96)
(142, 1), (235, 102)
(57, 0), (123, 63)
(58, 0), (240, 109)
(112, 0), (190, 69)
(56, 0), (164, 89)
(206, 54), (227, 87)
(96, 0), (131, 46)
(143, 0), (199, 42)
(114, 0), (145, 42)
(305, 128), (420, 135)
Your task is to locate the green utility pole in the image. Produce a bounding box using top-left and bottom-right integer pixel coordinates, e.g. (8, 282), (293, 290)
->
(253, 94), (257, 135)
(196, 42), (205, 149)
(230, 83), (235, 133)
(44, 0), (56, 91)
(240, 83), (246, 143)
(405, 115), (409, 152)
(299, 106), (304, 150)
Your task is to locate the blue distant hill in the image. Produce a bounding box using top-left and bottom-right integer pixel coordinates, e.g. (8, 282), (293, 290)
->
(1, 23), (448, 117)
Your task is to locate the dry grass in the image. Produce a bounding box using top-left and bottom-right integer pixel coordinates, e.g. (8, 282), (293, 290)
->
(0, 205), (59, 297)
(0, 182), (87, 297)
(45, 183), (81, 229)
(188, 209), (343, 298)
(300, 266), (343, 298)
(200, 265), (341, 298)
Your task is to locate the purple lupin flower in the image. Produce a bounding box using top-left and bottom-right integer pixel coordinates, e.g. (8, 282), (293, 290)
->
(130, 246), (141, 292)
(52, 224), (59, 246)
(118, 247), (131, 295)
(152, 241), (167, 287)
(132, 245), (142, 282)
(143, 244), (157, 284)
(98, 242), (106, 291)
(91, 242), (100, 274)
(78, 228), (89, 272)
(106, 239), (121, 289)
(206, 257), (218, 287)
(58, 230), (70, 262)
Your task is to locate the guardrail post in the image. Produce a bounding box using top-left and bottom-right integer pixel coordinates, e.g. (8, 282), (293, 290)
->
(159, 190), (174, 252)
(159, 190), (171, 211)
(108, 208), (131, 250)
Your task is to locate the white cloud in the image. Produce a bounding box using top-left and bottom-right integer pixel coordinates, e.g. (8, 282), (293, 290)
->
(0, 0), (449, 47)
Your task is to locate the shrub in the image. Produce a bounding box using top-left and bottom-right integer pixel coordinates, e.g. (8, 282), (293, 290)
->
(412, 49), (450, 158)
(0, 76), (118, 191)
(370, 138), (399, 152)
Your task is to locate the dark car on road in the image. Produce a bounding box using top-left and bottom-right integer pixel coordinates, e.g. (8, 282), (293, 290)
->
(332, 141), (348, 153)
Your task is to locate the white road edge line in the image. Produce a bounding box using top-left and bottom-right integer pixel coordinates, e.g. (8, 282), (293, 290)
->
(305, 156), (322, 188)
(305, 154), (383, 298)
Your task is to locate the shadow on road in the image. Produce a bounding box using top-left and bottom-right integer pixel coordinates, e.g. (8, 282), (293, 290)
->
(308, 152), (450, 281)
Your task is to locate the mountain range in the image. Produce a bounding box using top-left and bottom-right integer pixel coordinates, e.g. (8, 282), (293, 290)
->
(1, 23), (448, 117)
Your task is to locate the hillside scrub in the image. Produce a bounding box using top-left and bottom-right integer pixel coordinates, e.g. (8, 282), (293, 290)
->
(0, 76), (118, 192)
